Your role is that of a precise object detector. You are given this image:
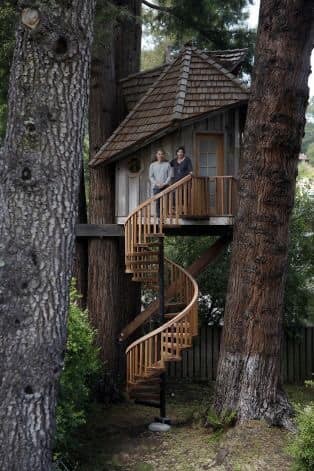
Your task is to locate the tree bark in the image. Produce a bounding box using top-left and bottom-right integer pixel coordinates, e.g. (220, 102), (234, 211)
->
(73, 166), (88, 309)
(88, 1), (142, 398)
(0, 2), (95, 469)
(214, 0), (314, 429)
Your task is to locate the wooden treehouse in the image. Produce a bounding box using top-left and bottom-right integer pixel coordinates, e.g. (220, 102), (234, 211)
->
(88, 46), (249, 417)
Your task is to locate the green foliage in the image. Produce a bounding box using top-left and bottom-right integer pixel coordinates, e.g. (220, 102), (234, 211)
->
(206, 408), (237, 442)
(288, 382), (314, 470)
(285, 188), (314, 328)
(302, 97), (314, 164)
(54, 282), (101, 458)
(165, 236), (230, 325)
(165, 189), (314, 329)
(142, 0), (256, 73)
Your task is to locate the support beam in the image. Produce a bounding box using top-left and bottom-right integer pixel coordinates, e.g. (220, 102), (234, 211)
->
(76, 223), (124, 238)
(119, 235), (232, 342)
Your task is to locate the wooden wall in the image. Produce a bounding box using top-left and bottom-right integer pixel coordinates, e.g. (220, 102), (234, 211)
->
(115, 108), (240, 218)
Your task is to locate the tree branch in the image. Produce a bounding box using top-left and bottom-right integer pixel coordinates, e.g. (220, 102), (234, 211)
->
(142, 0), (172, 13)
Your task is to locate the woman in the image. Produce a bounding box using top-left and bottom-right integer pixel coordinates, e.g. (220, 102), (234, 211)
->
(149, 149), (172, 217)
(171, 146), (193, 182)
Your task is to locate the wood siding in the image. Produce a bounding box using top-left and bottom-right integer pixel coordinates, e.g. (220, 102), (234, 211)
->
(115, 109), (239, 218)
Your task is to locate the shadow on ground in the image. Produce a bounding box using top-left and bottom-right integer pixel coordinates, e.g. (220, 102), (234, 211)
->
(70, 381), (312, 471)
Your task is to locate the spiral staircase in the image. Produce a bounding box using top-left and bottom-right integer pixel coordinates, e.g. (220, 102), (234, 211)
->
(124, 175), (199, 408)
(123, 174), (237, 408)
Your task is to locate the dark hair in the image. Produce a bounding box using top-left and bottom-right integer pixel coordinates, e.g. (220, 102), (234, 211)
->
(176, 146), (185, 155)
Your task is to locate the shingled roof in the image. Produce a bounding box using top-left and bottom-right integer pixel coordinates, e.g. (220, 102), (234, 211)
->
(90, 46), (249, 168)
(120, 48), (248, 113)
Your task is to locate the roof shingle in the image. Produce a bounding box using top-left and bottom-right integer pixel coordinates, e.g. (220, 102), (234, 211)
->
(90, 47), (249, 168)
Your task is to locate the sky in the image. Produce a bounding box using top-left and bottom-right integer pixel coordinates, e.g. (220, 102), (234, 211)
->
(248, 0), (314, 97)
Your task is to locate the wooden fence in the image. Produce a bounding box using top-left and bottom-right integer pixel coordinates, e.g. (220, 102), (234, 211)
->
(167, 325), (314, 384)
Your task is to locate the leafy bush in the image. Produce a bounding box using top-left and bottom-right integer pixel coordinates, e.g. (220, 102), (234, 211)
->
(205, 408), (237, 442)
(54, 282), (101, 458)
(288, 382), (314, 470)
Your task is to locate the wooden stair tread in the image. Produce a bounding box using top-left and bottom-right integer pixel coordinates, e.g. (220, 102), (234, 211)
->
(133, 278), (158, 283)
(127, 260), (159, 265)
(165, 302), (186, 312)
(136, 242), (160, 248)
(128, 251), (159, 257)
(134, 399), (160, 408)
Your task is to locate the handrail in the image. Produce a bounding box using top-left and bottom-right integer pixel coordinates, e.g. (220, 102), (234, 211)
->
(123, 174), (237, 391)
(125, 257), (199, 353)
(124, 174), (192, 225)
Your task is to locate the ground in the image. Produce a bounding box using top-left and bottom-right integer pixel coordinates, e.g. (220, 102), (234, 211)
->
(70, 382), (313, 471)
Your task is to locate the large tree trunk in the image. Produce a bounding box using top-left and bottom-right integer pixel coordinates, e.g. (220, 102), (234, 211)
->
(73, 166), (88, 308)
(214, 0), (313, 429)
(0, 2), (95, 469)
(88, 1), (142, 398)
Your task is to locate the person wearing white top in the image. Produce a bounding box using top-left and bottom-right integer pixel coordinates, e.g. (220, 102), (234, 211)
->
(149, 149), (172, 217)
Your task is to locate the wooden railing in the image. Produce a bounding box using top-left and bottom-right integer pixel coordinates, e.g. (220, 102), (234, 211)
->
(125, 175), (237, 272)
(126, 257), (198, 388)
(123, 175), (236, 396)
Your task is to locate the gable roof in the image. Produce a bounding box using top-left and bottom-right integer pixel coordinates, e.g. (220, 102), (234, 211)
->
(90, 46), (249, 168)
(120, 48), (248, 113)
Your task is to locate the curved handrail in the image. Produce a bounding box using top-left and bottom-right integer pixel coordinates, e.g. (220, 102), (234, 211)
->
(123, 174), (237, 388)
(125, 174), (192, 225)
(125, 257), (199, 354)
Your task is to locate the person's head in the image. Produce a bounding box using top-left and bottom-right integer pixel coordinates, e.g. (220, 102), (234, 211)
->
(176, 146), (185, 159)
(155, 149), (166, 162)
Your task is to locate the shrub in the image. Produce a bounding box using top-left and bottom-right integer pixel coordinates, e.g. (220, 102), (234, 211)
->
(289, 381), (314, 470)
(54, 282), (101, 458)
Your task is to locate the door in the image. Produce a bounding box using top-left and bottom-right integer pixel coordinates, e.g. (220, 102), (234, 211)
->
(196, 133), (224, 177)
(196, 133), (224, 213)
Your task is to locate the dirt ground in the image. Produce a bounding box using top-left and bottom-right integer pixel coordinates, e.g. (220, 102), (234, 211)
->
(71, 382), (312, 471)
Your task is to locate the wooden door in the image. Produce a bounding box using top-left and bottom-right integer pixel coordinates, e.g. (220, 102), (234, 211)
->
(195, 133), (224, 177)
(195, 133), (224, 214)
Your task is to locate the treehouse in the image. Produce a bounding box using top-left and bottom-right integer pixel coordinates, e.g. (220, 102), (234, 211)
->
(88, 46), (249, 421)
(90, 45), (249, 235)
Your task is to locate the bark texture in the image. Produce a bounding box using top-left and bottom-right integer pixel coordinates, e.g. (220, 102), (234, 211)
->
(214, 0), (314, 428)
(73, 166), (88, 308)
(88, 0), (141, 397)
(0, 2), (95, 469)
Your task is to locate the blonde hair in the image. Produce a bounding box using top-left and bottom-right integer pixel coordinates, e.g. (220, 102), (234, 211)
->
(153, 148), (167, 162)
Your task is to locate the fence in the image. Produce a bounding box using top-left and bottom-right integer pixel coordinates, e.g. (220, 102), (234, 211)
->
(167, 325), (314, 384)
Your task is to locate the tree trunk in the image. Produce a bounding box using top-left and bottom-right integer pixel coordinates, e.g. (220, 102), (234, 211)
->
(88, 1), (142, 398)
(214, 0), (313, 429)
(73, 166), (88, 309)
(0, 2), (95, 469)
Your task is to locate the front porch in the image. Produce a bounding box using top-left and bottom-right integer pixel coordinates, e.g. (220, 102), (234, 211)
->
(123, 174), (238, 228)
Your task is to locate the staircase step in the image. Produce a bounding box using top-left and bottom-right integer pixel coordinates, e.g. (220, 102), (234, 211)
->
(165, 302), (186, 312)
(163, 354), (182, 362)
(128, 384), (160, 393)
(130, 392), (160, 401)
(127, 260), (159, 265)
(136, 242), (160, 248)
(128, 251), (159, 257)
(133, 278), (158, 283)
(134, 399), (160, 409)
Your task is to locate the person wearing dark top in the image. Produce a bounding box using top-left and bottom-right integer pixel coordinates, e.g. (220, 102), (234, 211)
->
(171, 146), (193, 182)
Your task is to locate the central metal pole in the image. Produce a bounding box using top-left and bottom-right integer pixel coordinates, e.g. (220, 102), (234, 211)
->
(158, 237), (166, 420)
(149, 236), (171, 431)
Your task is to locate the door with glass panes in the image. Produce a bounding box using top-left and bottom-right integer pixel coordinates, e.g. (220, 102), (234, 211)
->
(196, 133), (224, 213)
